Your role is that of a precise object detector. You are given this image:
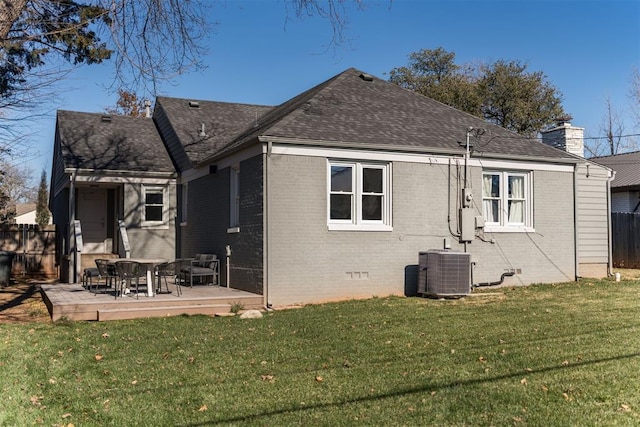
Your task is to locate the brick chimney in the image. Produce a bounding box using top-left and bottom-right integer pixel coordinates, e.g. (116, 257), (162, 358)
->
(541, 116), (584, 157)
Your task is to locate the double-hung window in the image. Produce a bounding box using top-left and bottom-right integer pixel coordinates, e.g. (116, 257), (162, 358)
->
(142, 185), (167, 227)
(328, 161), (391, 231)
(482, 171), (533, 231)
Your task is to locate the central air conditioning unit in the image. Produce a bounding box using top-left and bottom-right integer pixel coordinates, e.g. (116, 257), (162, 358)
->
(418, 250), (471, 297)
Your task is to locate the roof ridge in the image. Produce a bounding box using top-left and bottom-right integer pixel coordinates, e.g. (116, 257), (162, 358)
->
(156, 96), (272, 109)
(212, 68), (356, 157)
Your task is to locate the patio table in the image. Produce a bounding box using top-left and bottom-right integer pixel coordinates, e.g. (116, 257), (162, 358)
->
(110, 258), (167, 297)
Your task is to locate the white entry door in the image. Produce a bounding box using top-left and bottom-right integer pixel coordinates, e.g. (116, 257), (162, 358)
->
(77, 188), (107, 253)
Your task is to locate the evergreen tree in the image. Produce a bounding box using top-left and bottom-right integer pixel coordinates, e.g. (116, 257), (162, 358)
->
(35, 170), (50, 226)
(0, 171), (14, 224)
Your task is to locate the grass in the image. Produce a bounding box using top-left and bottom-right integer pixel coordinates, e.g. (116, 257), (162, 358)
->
(1, 278), (640, 426)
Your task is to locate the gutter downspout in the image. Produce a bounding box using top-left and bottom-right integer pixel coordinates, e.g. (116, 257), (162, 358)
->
(607, 170), (616, 276)
(69, 170), (77, 283)
(573, 165), (579, 281)
(263, 140), (273, 308)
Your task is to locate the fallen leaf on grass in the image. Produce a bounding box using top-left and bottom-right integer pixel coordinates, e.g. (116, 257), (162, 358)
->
(561, 360), (569, 366)
(261, 375), (275, 383)
(315, 376), (324, 382)
(61, 413), (72, 418)
(619, 404), (631, 412)
(520, 378), (527, 385)
(478, 356), (487, 363)
(198, 405), (208, 412)
(562, 392), (570, 401)
(131, 380), (138, 385)
(95, 354), (103, 361)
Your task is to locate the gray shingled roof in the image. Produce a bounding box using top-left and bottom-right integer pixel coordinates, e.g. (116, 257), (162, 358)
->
(56, 111), (174, 172)
(592, 151), (640, 189)
(207, 68), (575, 163)
(155, 97), (273, 165)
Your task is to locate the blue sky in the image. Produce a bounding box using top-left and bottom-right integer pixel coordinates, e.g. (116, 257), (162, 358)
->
(19, 0), (640, 182)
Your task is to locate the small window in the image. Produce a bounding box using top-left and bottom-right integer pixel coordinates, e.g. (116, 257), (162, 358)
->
(143, 186), (166, 225)
(229, 165), (240, 229)
(181, 183), (188, 224)
(482, 171), (532, 231)
(328, 161), (391, 231)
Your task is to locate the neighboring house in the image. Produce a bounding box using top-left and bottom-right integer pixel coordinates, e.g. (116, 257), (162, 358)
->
(50, 111), (177, 283)
(13, 203), (43, 225)
(13, 203), (52, 225)
(51, 68), (612, 306)
(591, 151), (640, 212)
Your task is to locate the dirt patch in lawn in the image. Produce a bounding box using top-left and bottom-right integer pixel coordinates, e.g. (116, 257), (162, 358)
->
(0, 279), (52, 324)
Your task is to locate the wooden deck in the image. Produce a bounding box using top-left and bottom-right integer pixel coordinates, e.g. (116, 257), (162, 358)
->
(40, 282), (264, 322)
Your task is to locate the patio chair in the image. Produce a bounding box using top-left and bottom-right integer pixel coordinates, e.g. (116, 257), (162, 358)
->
(154, 261), (182, 296)
(82, 266), (99, 289)
(181, 254), (220, 287)
(115, 260), (143, 299)
(92, 259), (117, 294)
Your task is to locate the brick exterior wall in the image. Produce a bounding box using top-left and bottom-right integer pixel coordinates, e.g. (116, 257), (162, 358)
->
(180, 155), (264, 295)
(265, 154), (577, 306)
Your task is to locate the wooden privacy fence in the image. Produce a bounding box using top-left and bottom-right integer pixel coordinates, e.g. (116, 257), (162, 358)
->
(0, 224), (57, 278)
(611, 212), (640, 269)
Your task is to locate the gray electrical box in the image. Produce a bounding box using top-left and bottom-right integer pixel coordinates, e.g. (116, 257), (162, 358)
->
(459, 207), (475, 243)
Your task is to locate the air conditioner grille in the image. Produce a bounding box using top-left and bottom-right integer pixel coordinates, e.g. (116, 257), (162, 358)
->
(418, 250), (471, 297)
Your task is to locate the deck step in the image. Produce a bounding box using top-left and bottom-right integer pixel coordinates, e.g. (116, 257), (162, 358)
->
(97, 303), (230, 321)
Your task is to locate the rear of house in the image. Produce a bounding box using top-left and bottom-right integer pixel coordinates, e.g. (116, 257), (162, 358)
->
(160, 69), (611, 307)
(50, 68), (611, 304)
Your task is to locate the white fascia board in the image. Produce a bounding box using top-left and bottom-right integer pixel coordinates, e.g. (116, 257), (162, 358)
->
(475, 158), (574, 173)
(67, 170), (176, 185)
(266, 143), (575, 173)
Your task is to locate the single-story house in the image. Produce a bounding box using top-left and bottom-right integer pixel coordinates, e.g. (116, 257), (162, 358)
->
(591, 151), (640, 212)
(51, 68), (613, 306)
(50, 111), (177, 282)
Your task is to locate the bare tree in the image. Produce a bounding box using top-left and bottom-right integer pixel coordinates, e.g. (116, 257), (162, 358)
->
(586, 97), (631, 157)
(105, 89), (149, 117)
(0, 0), (27, 41)
(1, 0), (370, 160)
(630, 67), (640, 129)
(0, 158), (37, 203)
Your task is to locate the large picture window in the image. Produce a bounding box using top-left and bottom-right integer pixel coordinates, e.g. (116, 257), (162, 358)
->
(328, 161), (391, 231)
(482, 171), (532, 230)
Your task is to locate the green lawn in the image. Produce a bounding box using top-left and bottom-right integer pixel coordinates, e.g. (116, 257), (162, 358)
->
(1, 279), (640, 426)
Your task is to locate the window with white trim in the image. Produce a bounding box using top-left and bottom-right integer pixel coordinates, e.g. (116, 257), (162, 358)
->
(328, 161), (391, 231)
(142, 185), (166, 226)
(229, 165), (240, 229)
(482, 171), (532, 230)
(180, 183), (188, 224)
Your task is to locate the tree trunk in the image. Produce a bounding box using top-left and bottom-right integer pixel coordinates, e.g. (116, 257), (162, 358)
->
(0, 0), (27, 41)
